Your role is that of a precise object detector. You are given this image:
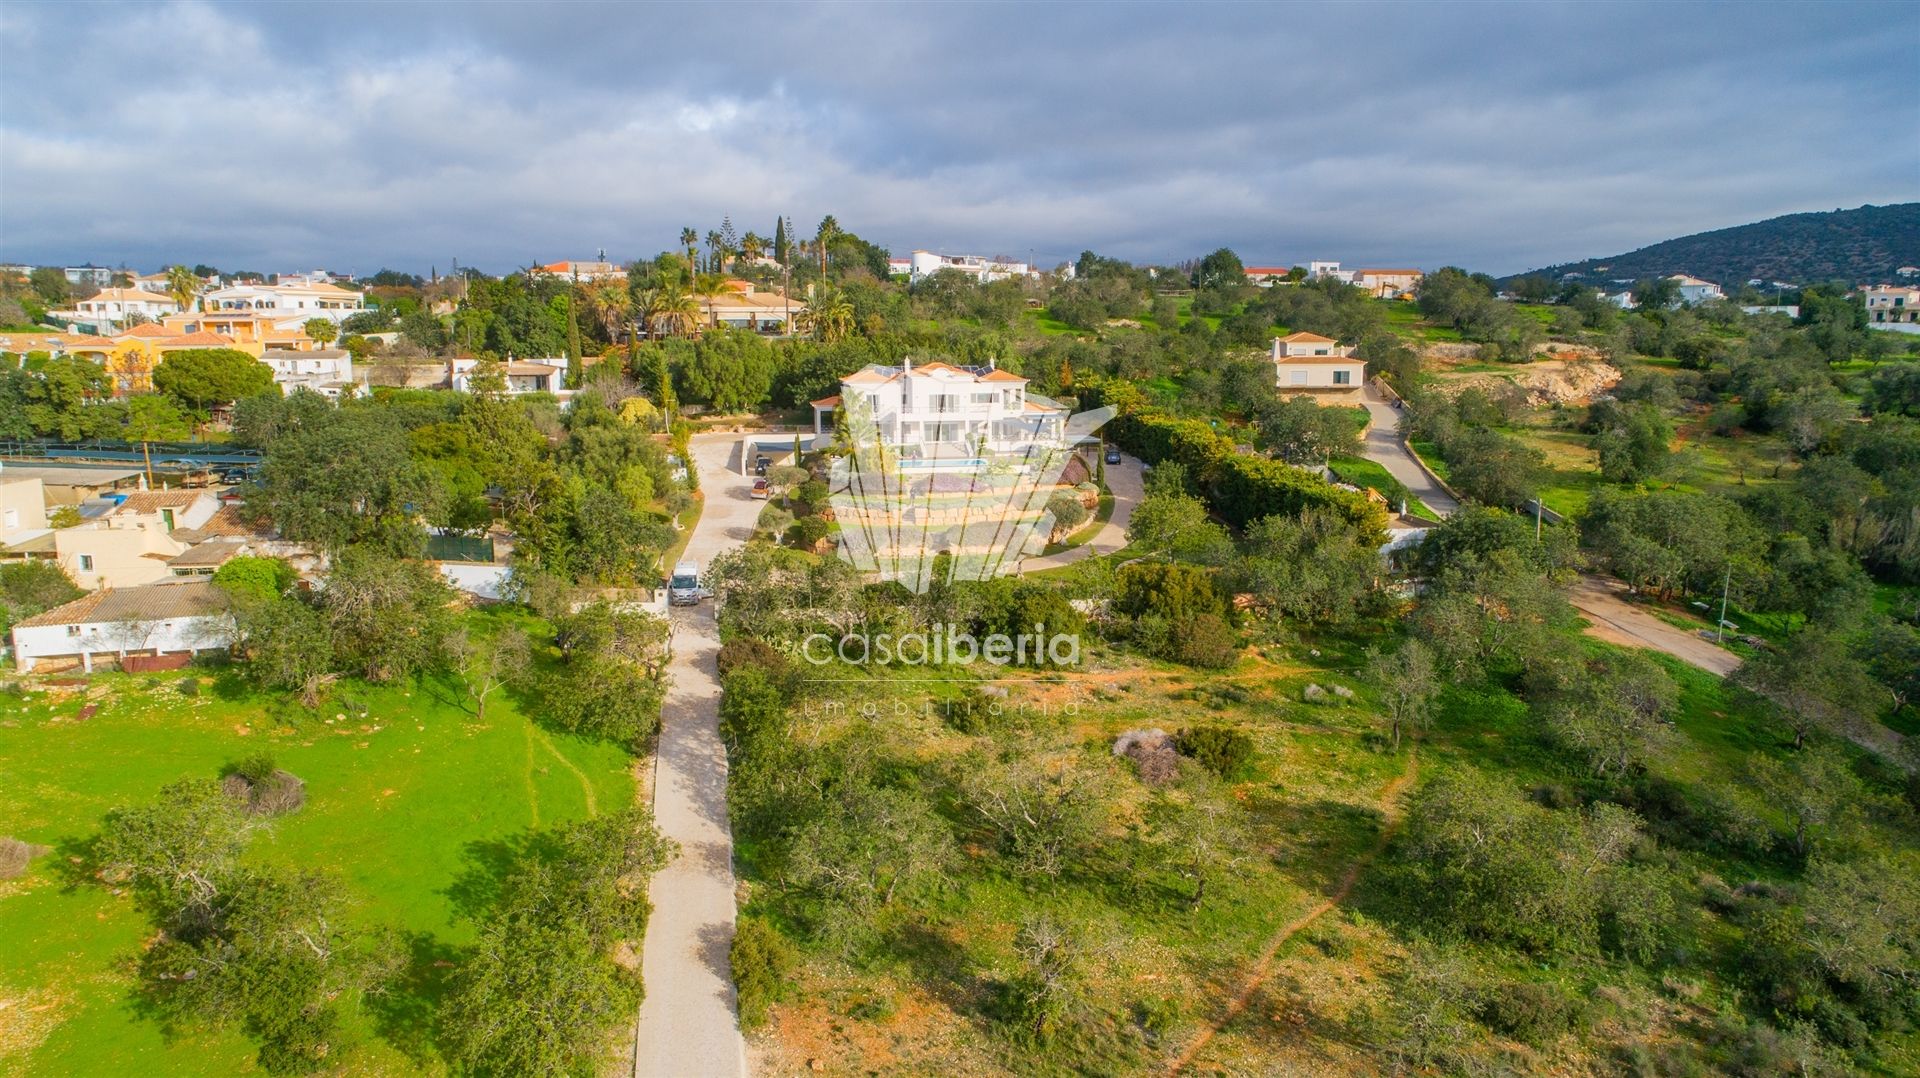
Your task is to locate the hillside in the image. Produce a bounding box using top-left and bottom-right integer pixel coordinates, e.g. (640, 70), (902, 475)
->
(1506, 202), (1920, 288)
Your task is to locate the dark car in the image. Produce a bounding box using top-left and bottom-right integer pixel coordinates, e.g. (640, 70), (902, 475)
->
(1104, 446), (1122, 465)
(754, 455), (772, 476)
(218, 468), (250, 484)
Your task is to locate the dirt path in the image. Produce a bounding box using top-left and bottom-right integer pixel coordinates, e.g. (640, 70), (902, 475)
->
(1358, 385), (1747, 678)
(1168, 748), (1420, 1075)
(1567, 576), (1740, 676)
(631, 434), (758, 1078)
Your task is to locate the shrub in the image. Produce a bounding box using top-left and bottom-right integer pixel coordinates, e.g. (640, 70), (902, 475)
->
(731, 917), (796, 1030)
(1174, 613), (1239, 668)
(1175, 726), (1254, 780)
(1477, 981), (1580, 1046)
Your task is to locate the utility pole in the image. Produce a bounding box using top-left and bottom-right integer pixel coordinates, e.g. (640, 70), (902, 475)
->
(1728, 564), (1743, 637)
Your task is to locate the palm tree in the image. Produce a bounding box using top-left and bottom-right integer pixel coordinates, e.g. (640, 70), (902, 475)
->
(643, 283), (701, 340)
(679, 227), (699, 275)
(705, 230), (730, 274)
(693, 273), (728, 334)
(815, 215), (839, 275)
(740, 232), (766, 265)
(304, 318), (338, 350)
(798, 283), (854, 343)
(581, 279), (631, 341)
(165, 264), (200, 312)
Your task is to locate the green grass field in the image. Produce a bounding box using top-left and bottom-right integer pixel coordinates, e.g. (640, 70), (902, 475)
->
(0, 637), (634, 1075)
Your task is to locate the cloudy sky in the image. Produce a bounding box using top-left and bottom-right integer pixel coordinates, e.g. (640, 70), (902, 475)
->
(1, 1), (1912, 277)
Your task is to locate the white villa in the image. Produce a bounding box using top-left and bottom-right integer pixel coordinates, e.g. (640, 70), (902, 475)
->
(1667, 275), (1725, 305)
(11, 579), (235, 672)
(1271, 332), (1367, 400)
(907, 251), (1038, 284)
(200, 281), (366, 323)
(261, 348), (356, 397)
(811, 360), (1068, 456)
(68, 288), (182, 328)
(1864, 285), (1920, 325)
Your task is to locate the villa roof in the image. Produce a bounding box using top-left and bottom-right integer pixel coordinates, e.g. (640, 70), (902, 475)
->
(83, 288), (178, 304)
(1277, 331), (1338, 344)
(811, 394), (842, 408)
(118, 322), (179, 338)
(1351, 268), (1422, 276)
(14, 580), (228, 629)
(113, 491), (210, 517)
(979, 368), (1027, 383)
(166, 540), (247, 568)
(171, 506), (259, 543)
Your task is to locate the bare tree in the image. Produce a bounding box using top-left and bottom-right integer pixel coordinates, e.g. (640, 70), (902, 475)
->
(451, 625), (531, 722)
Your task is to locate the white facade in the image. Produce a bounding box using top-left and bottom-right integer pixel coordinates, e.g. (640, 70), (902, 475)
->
(1864, 285), (1920, 324)
(1667, 275), (1725, 305)
(1307, 260), (1354, 283)
(538, 260), (625, 282)
(813, 360), (1066, 454)
(262, 348), (356, 396)
(65, 266), (115, 286)
(71, 288), (181, 327)
(908, 250), (1037, 283)
(11, 581), (234, 672)
(1271, 333), (1366, 395)
(201, 282), (366, 323)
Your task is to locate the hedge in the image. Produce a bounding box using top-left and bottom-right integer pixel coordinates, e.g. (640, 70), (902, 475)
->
(1087, 380), (1387, 540)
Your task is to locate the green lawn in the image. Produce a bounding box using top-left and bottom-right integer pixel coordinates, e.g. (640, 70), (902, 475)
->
(1328, 455), (1440, 519)
(0, 636), (634, 1075)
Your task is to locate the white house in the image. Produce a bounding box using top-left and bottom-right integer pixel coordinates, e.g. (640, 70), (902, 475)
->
(64, 265), (115, 287)
(446, 357), (570, 398)
(70, 288), (182, 327)
(811, 359), (1067, 456)
(1864, 285), (1920, 325)
(1271, 332), (1367, 400)
(1667, 275), (1724, 305)
(200, 281), (366, 323)
(1307, 261), (1354, 284)
(1603, 290), (1637, 310)
(887, 257), (913, 278)
(907, 251), (1037, 284)
(10, 579), (235, 672)
(705, 280), (800, 334)
(1243, 265), (1295, 287)
(261, 348), (356, 397)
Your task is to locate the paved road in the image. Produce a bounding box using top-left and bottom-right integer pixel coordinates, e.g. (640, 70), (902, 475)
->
(633, 434), (757, 1078)
(1358, 382), (1458, 517)
(1354, 383), (1744, 678)
(1020, 449), (1144, 571)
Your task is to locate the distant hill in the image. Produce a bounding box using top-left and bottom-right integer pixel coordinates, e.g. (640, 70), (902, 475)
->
(1504, 203), (1920, 289)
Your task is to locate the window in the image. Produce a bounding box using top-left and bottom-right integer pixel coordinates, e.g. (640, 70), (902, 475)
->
(1291, 371), (1308, 385)
(67, 625), (81, 637)
(1333, 370), (1352, 385)
(78, 554), (94, 572)
(2, 508), (15, 529)
(161, 509), (175, 530)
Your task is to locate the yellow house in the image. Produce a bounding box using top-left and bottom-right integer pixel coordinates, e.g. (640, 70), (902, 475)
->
(161, 311), (330, 352)
(67, 325), (258, 396)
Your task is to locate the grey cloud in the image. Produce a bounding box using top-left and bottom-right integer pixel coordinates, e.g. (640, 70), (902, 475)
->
(1, 0), (1912, 276)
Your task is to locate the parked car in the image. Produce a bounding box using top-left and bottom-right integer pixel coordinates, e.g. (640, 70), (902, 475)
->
(217, 467), (250, 484)
(754, 455), (772, 476)
(668, 560), (702, 606)
(751, 478), (770, 499)
(1105, 446), (1122, 465)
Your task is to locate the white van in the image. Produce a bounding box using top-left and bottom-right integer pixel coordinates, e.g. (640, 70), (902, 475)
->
(668, 560), (702, 606)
